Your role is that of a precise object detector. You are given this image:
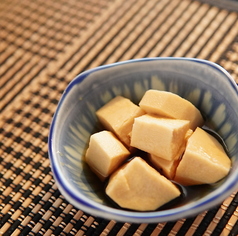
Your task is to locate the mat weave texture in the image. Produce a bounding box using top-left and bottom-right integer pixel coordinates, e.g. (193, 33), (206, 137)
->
(1, 0), (238, 235)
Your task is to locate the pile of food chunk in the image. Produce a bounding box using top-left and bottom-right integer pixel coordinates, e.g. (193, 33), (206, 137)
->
(85, 90), (231, 211)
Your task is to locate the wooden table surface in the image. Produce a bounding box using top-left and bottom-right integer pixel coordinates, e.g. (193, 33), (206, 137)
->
(1, 0), (238, 235)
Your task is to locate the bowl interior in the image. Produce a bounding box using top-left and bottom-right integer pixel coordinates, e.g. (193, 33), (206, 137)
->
(50, 58), (238, 221)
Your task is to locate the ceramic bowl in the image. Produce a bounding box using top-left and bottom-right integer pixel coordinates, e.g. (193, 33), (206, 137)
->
(48, 58), (238, 223)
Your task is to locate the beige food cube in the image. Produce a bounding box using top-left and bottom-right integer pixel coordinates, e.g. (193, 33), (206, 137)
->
(85, 130), (130, 181)
(174, 127), (231, 186)
(130, 114), (190, 160)
(96, 96), (145, 149)
(149, 153), (181, 180)
(106, 157), (181, 211)
(149, 129), (193, 179)
(139, 90), (204, 130)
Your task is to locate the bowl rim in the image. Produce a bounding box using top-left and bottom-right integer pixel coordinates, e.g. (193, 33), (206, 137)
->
(48, 57), (238, 223)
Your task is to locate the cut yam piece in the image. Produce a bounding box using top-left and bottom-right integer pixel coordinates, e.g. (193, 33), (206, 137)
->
(174, 127), (231, 186)
(139, 90), (204, 130)
(149, 153), (182, 180)
(106, 157), (181, 211)
(130, 114), (190, 161)
(96, 96), (145, 149)
(149, 129), (193, 179)
(149, 154), (180, 180)
(85, 130), (130, 181)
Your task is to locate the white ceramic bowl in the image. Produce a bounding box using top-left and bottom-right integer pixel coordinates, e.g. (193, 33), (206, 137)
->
(48, 58), (238, 223)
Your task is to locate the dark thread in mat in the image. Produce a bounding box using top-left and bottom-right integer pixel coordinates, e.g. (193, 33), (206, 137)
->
(0, 0), (112, 111)
(60, 0), (139, 75)
(122, 0), (182, 60)
(146, 1), (198, 57)
(61, 2), (179, 73)
(193, 206), (221, 236)
(217, 34), (238, 75)
(1, 65), (46, 111)
(1, 1), (106, 47)
(91, 219), (111, 236)
(85, 0), (159, 69)
(0, 170), (58, 217)
(74, 215), (96, 236)
(141, 224), (158, 235)
(99, 0), (171, 66)
(125, 223), (141, 235)
(10, 220), (22, 235)
(204, 16), (238, 61)
(229, 219), (238, 236)
(47, 2), (125, 74)
(165, 2), (206, 57)
(108, 222), (125, 236)
(174, 4), (219, 58)
(21, 225), (33, 236)
(0, 54), (23, 78)
(100, 2), (179, 66)
(141, 1), (192, 57)
(176, 217), (197, 235)
(192, 11), (231, 59)
(211, 192), (238, 236)
(158, 221), (177, 235)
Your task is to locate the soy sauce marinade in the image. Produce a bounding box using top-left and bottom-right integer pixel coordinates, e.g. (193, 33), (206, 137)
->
(84, 123), (230, 211)
(84, 92), (231, 211)
(103, 148), (213, 211)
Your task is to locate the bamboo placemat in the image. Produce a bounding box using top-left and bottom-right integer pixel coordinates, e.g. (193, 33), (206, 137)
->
(1, 0), (238, 235)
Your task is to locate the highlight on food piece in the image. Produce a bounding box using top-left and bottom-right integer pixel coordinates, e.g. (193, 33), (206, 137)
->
(139, 90), (204, 130)
(174, 127), (231, 186)
(84, 90), (231, 211)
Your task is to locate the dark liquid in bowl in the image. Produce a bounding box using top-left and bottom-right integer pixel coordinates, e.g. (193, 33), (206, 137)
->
(104, 150), (215, 211)
(83, 126), (229, 211)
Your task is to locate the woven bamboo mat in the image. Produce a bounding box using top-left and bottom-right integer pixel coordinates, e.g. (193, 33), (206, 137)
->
(1, 0), (238, 235)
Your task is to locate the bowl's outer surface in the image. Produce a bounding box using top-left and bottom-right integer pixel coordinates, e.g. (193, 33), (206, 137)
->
(49, 57), (238, 223)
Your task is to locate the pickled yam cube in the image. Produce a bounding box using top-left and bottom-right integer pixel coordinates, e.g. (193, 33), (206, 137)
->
(148, 129), (193, 179)
(149, 154), (180, 180)
(130, 114), (190, 161)
(85, 130), (130, 181)
(174, 127), (231, 186)
(96, 96), (145, 148)
(106, 157), (181, 211)
(149, 151), (182, 180)
(139, 90), (204, 130)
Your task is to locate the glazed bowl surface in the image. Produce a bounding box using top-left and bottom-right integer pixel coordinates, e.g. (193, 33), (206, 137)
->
(49, 57), (238, 223)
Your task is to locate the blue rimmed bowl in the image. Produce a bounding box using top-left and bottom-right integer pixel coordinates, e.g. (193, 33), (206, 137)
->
(48, 58), (238, 223)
